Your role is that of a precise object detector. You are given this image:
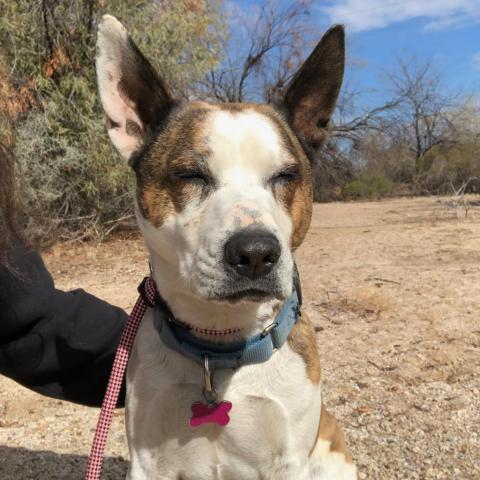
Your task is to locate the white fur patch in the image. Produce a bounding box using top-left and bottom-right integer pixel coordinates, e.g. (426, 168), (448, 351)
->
(207, 110), (288, 179)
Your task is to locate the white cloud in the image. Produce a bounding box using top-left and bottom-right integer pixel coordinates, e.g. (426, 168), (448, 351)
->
(319, 0), (480, 33)
(472, 52), (480, 70)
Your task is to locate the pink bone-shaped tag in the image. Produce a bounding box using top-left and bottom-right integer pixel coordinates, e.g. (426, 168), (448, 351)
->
(190, 401), (232, 428)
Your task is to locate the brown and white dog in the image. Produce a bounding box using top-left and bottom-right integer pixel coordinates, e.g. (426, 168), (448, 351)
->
(95, 15), (356, 480)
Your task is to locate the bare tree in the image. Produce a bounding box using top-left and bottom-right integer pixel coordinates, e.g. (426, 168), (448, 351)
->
(331, 90), (400, 147)
(200, 0), (313, 102)
(308, 81), (402, 200)
(386, 57), (458, 176)
(324, 57), (465, 197)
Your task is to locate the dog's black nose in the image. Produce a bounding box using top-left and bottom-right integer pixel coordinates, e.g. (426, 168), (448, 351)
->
(224, 230), (281, 279)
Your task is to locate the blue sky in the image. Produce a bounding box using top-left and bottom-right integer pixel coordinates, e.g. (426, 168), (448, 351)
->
(235, 0), (480, 107)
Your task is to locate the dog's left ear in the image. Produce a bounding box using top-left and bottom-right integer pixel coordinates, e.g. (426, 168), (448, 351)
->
(96, 15), (175, 161)
(283, 25), (345, 151)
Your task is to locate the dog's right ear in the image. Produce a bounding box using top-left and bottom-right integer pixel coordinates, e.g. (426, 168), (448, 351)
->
(96, 15), (174, 161)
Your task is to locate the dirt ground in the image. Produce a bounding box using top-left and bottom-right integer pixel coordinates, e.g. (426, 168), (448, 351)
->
(1, 196), (479, 479)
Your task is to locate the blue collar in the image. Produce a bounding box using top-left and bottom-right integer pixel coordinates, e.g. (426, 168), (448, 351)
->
(152, 289), (300, 371)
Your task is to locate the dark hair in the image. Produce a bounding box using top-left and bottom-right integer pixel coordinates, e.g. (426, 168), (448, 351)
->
(0, 141), (23, 268)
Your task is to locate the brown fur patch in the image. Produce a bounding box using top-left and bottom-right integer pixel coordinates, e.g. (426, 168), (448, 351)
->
(135, 102), (217, 226)
(137, 184), (176, 227)
(311, 407), (353, 463)
(287, 310), (321, 384)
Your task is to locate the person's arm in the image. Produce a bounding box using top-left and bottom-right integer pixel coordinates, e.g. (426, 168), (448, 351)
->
(0, 244), (127, 407)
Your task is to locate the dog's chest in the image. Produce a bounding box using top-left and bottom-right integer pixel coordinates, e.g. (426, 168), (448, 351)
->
(125, 313), (321, 480)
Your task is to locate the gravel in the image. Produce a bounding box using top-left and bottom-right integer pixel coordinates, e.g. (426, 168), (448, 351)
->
(1, 197), (479, 479)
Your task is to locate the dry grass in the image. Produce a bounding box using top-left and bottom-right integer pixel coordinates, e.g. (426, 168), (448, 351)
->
(314, 287), (392, 323)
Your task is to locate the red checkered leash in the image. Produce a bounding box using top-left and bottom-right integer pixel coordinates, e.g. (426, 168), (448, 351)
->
(85, 277), (157, 480)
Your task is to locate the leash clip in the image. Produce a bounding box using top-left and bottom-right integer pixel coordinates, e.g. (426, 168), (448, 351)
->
(202, 354), (218, 406)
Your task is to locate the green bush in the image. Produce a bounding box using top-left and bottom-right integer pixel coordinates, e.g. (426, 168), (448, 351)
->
(343, 172), (394, 200)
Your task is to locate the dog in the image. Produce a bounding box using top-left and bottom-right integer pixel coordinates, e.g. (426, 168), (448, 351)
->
(95, 15), (357, 480)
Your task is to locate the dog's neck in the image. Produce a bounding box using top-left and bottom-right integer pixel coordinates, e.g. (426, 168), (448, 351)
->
(149, 255), (281, 343)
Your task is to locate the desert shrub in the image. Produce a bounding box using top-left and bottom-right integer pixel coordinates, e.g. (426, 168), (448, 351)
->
(1, 0), (225, 242)
(11, 74), (135, 242)
(15, 107), (133, 242)
(311, 139), (355, 201)
(312, 156), (355, 201)
(417, 134), (480, 195)
(343, 171), (394, 200)
(357, 134), (416, 185)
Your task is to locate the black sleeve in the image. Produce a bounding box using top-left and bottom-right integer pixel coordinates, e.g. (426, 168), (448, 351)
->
(0, 243), (127, 407)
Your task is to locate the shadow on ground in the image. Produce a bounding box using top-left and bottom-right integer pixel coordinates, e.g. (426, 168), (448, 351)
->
(0, 446), (128, 479)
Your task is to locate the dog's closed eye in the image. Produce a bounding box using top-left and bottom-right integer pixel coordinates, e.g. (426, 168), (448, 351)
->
(172, 170), (213, 188)
(270, 165), (300, 186)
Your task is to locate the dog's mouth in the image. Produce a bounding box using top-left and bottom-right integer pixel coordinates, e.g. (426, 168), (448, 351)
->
(215, 288), (274, 304)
